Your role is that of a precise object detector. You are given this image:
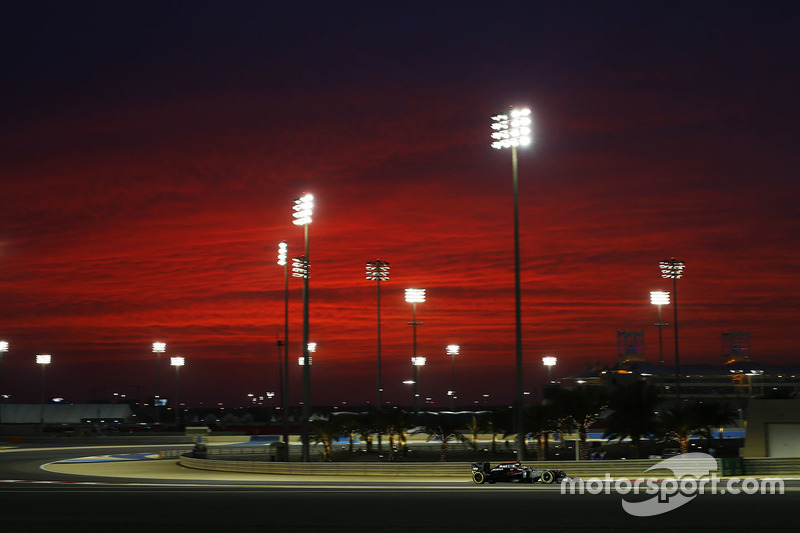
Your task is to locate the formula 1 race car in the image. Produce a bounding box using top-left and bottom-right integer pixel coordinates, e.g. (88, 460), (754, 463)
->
(471, 461), (567, 484)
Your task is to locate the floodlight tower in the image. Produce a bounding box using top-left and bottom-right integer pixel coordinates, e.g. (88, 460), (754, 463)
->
(170, 356), (185, 423)
(366, 260), (390, 410)
(650, 291), (670, 366)
(152, 341), (166, 422)
(292, 192), (313, 462)
(491, 105), (533, 461)
(446, 344), (460, 410)
(277, 240), (290, 453)
(660, 258), (685, 402)
(36, 354), (51, 425)
(542, 355), (557, 383)
(405, 288), (426, 415)
(0, 341), (7, 426)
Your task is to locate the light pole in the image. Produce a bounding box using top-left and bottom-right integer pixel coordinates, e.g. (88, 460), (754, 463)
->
(0, 341), (7, 426)
(411, 356), (426, 412)
(542, 356), (557, 383)
(405, 288), (425, 415)
(366, 259), (389, 452)
(36, 354), (51, 425)
(152, 341), (166, 422)
(170, 356), (185, 424)
(660, 258), (685, 402)
(292, 192), (313, 462)
(446, 344), (460, 410)
(298, 343), (315, 366)
(366, 260), (389, 409)
(650, 291), (670, 366)
(277, 241), (290, 452)
(491, 105), (533, 460)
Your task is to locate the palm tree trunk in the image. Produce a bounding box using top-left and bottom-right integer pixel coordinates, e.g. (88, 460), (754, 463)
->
(579, 425), (588, 460)
(441, 439), (448, 462)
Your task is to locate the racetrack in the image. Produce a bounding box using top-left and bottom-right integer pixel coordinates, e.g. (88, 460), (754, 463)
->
(1, 444), (797, 532)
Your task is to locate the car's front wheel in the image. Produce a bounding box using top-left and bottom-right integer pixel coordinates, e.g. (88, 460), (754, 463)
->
(472, 471), (486, 484)
(540, 470), (556, 484)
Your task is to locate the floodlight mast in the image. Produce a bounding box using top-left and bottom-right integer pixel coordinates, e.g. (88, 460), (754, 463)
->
(490, 106), (533, 461)
(650, 290), (670, 366)
(292, 193), (313, 462)
(447, 345), (460, 410)
(277, 241), (290, 455)
(405, 288), (426, 414)
(37, 354), (51, 425)
(366, 259), (389, 452)
(659, 258), (685, 402)
(0, 341), (8, 426)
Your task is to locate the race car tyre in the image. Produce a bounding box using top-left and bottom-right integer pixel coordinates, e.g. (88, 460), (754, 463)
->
(540, 470), (555, 484)
(472, 471), (485, 484)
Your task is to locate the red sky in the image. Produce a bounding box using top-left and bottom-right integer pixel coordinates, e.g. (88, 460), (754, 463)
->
(1, 1), (798, 408)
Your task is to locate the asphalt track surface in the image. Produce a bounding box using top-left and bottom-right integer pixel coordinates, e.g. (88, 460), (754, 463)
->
(1, 444), (797, 533)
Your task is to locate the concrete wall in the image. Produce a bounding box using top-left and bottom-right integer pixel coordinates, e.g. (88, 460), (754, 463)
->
(741, 399), (800, 457)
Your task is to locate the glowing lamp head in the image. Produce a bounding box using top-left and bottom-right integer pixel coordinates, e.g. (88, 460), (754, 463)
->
(37, 354), (51, 365)
(277, 241), (288, 266)
(292, 193), (314, 226)
(542, 356), (557, 367)
(170, 356), (185, 367)
(405, 288), (426, 303)
(659, 258), (685, 279)
(446, 345), (460, 356)
(307, 342), (317, 353)
(298, 356), (312, 366)
(152, 342), (166, 353)
(0, 341), (8, 353)
(650, 290), (670, 306)
(411, 356), (426, 367)
(491, 107), (533, 149)
(366, 260), (390, 281)
(292, 256), (309, 279)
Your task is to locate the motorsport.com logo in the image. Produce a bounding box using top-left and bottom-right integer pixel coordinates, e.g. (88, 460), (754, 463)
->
(561, 452), (784, 516)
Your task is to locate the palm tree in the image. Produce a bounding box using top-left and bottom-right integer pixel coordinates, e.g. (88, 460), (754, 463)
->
(484, 408), (511, 454)
(603, 381), (662, 458)
(466, 415), (482, 451)
(332, 412), (360, 453)
(423, 412), (469, 461)
(525, 404), (558, 461)
(555, 386), (609, 460)
(357, 410), (378, 453)
(309, 419), (341, 461)
(660, 405), (698, 454)
(379, 407), (415, 460)
(687, 400), (735, 451)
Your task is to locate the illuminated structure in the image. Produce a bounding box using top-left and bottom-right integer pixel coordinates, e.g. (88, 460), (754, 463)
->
(0, 341), (7, 425)
(446, 344), (460, 410)
(491, 105), (533, 460)
(292, 192), (313, 461)
(650, 290), (670, 365)
(277, 240), (290, 452)
(36, 354), (51, 425)
(542, 356), (557, 383)
(170, 356), (185, 423)
(366, 260), (390, 410)
(660, 258), (685, 401)
(405, 288), (425, 414)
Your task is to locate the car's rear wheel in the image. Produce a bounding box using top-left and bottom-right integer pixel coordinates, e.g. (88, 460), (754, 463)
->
(541, 470), (555, 484)
(472, 471), (485, 484)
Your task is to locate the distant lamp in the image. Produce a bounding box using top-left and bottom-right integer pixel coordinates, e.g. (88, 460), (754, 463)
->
(542, 356), (557, 382)
(650, 290), (670, 365)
